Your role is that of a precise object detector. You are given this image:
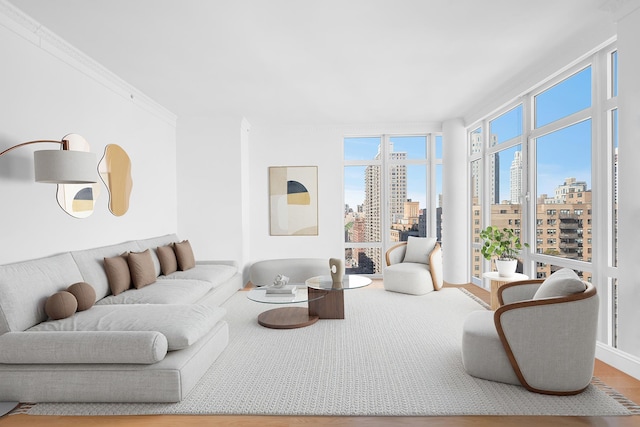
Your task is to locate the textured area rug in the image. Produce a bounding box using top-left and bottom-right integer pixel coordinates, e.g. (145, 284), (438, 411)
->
(23, 287), (636, 416)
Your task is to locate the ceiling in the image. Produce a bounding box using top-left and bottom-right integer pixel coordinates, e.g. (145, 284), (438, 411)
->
(8, 0), (613, 125)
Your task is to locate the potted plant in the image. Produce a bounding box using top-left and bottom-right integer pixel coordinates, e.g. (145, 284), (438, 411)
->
(479, 226), (529, 277)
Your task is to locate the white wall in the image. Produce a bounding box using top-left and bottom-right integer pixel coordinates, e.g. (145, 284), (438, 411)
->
(442, 118), (468, 285)
(612, 2), (640, 366)
(176, 115), (245, 268)
(0, 7), (177, 264)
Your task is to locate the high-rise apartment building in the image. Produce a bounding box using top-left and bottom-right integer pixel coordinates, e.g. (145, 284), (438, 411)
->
(361, 142), (408, 273)
(510, 151), (522, 204)
(471, 177), (592, 282)
(471, 133), (499, 204)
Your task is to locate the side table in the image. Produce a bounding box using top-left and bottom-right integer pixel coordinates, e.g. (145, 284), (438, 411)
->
(305, 275), (371, 319)
(482, 272), (529, 310)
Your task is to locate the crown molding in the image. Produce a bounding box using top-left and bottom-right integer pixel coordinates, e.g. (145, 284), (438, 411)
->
(0, 0), (177, 127)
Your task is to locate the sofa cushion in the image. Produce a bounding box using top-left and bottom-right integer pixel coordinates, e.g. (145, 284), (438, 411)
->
(0, 252), (84, 334)
(159, 264), (237, 288)
(135, 234), (180, 276)
(156, 244), (178, 276)
(71, 241), (141, 300)
(45, 291), (78, 320)
(0, 331), (167, 364)
(66, 282), (96, 312)
(533, 268), (586, 300)
(128, 249), (157, 289)
(96, 279), (213, 305)
(174, 240), (196, 271)
(403, 236), (437, 264)
(104, 253), (131, 296)
(28, 304), (226, 351)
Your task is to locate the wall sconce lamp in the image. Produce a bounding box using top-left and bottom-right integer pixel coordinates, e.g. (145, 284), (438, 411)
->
(0, 138), (97, 184)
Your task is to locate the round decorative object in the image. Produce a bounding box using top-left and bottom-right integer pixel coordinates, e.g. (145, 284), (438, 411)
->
(66, 282), (96, 311)
(273, 274), (289, 288)
(45, 291), (78, 320)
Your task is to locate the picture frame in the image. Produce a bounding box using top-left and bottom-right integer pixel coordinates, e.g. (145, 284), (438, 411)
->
(269, 166), (318, 236)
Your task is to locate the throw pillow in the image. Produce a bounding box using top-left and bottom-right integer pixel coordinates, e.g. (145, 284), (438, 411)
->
(66, 282), (96, 311)
(533, 268), (587, 300)
(104, 253), (131, 296)
(127, 249), (157, 289)
(157, 244), (178, 276)
(45, 291), (78, 320)
(402, 236), (437, 264)
(174, 240), (196, 271)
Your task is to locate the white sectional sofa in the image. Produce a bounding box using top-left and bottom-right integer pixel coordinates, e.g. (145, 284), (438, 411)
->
(0, 234), (242, 403)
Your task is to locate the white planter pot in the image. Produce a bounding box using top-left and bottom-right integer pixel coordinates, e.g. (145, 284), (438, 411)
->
(495, 259), (517, 277)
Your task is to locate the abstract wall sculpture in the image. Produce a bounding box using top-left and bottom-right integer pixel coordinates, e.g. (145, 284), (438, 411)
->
(99, 144), (132, 216)
(269, 166), (318, 236)
(56, 134), (101, 218)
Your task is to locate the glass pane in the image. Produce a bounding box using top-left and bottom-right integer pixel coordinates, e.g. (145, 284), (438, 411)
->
(613, 109), (618, 267)
(344, 136), (382, 160)
(489, 105), (523, 145)
(389, 165), (426, 242)
(612, 277), (618, 348)
(535, 120), (591, 262)
(472, 247), (483, 281)
(390, 135), (426, 160)
(611, 50), (618, 98)
(345, 247), (381, 275)
(471, 159), (482, 280)
(489, 145), (524, 263)
(535, 67), (591, 128)
(344, 165), (380, 243)
(470, 127), (482, 154)
(435, 135), (443, 159)
(535, 263), (590, 283)
(436, 164), (443, 244)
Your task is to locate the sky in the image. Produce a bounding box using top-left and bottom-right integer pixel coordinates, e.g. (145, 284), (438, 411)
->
(491, 66), (592, 201)
(344, 57), (615, 212)
(343, 135), (436, 210)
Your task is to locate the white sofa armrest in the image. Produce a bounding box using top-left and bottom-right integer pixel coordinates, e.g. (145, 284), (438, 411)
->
(0, 331), (167, 365)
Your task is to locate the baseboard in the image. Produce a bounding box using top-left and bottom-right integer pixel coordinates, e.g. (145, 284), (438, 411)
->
(596, 342), (640, 381)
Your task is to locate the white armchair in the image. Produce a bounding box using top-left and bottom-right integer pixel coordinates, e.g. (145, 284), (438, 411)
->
(383, 236), (443, 295)
(461, 268), (599, 395)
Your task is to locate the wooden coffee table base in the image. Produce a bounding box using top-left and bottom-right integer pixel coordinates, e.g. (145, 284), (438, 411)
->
(257, 307), (319, 329)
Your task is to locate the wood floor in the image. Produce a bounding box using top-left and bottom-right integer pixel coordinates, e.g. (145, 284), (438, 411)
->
(2, 283), (639, 427)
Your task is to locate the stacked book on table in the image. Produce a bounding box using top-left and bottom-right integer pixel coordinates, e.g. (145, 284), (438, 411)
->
(265, 285), (297, 295)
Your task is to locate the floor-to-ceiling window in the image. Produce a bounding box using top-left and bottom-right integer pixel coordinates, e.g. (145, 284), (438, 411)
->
(534, 66), (592, 280)
(344, 134), (440, 276)
(468, 42), (619, 351)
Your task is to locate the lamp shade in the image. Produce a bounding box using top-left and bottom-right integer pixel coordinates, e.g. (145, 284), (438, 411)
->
(34, 150), (98, 184)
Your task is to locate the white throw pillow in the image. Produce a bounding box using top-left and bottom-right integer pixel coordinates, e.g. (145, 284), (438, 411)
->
(533, 268), (586, 300)
(402, 237), (437, 265)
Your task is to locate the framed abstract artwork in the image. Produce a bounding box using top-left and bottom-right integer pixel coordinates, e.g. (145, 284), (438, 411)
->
(269, 166), (318, 236)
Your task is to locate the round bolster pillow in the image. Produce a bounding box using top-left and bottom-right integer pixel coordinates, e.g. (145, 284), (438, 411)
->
(0, 331), (168, 364)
